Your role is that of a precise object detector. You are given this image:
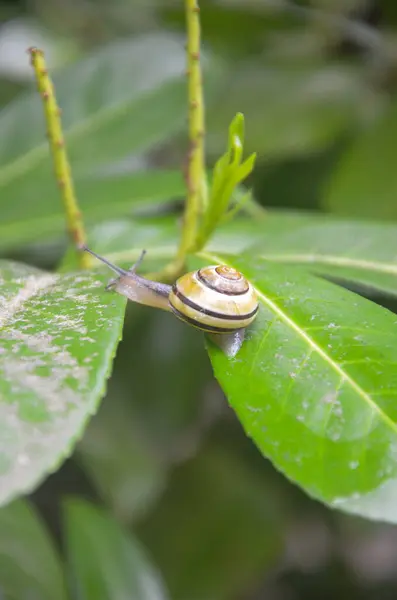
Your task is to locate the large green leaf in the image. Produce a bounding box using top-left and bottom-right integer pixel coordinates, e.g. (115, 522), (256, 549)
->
(322, 100), (397, 219)
(206, 63), (365, 159)
(64, 498), (168, 600)
(0, 32), (218, 251)
(199, 252), (397, 522)
(0, 260), (125, 505)
(0, 499), (67, 600)
(0, 170), (185, 251)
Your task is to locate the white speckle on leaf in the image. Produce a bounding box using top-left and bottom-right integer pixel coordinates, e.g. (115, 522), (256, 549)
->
(349, 460), (359, 470)
(334, 405), (343, 417)
(17, 453), (30, 467)
(247, 405), (262, 414)
(322, 391), (339, 405)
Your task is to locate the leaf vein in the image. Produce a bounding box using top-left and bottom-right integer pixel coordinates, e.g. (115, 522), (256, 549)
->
(259, 253), (397, 276)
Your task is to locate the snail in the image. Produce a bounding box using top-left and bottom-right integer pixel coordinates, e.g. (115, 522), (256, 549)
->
(82, 246), (258, 357)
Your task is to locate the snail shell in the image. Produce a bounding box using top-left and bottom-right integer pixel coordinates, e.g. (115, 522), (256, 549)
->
(169, 265), (258, 333)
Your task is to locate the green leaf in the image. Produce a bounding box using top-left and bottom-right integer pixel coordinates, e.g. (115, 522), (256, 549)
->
(138, 440), (282, 600)
(59, 217), (180, 272)
(0, 33), (219, 251)
(323, 100), (397, 219)
(64, 498), (168, 600)
(0, 170), (185, 251)
(163, 3), (288, 58)
(206, 63), (365, 160)
(200, 252), (397, 522)
(0, 260), (125, 505)
(0, 499), (67, 600)
(60, 215), (270, 272)
(246, 211), (397, 297)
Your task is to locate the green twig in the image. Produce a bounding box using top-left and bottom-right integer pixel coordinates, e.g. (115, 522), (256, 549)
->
(29, 47), (90, 269)
(147, 0), (206, 282)
(177, 0), (206, 260)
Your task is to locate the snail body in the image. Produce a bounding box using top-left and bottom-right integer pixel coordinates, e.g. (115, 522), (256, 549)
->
(82, 246), (258, 357)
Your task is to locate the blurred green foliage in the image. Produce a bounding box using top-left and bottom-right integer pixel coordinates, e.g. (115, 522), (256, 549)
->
(3, 0), (397, 599)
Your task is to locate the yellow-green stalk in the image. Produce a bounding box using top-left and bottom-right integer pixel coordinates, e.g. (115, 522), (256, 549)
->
(177, 0), (206, 260)
(29, 47), (90, 269)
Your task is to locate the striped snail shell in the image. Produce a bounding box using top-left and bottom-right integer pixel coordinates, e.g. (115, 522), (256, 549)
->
(82, 246), (258, 357)
(169, 265), (258, 333)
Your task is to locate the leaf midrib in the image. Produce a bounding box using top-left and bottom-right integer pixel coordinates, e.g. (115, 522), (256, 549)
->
(259, 253), (397, 275)
(200, 250), (397, 436)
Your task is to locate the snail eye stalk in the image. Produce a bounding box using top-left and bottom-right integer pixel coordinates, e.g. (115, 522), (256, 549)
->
(81, 245), (128, 276)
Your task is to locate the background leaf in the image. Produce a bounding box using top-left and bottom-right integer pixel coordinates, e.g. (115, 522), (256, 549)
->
(137, 435), (283, 600)
(199, 253), (397, 522)
(60, 215), (270, 272)
(64, 498), (168, 600)
(323, 100), (397, 219)
(0, 499), (67, 600)
(0, 170), (185, 251)
(77, 388), (168, 525)
(246, 212), (397, 296)
(0, 260), (125, 505)
(206, 63), (365, 160)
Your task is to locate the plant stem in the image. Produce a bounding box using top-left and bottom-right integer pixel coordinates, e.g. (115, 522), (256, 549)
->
(29, 47), (90, 269)
(177, 0), (206, 261)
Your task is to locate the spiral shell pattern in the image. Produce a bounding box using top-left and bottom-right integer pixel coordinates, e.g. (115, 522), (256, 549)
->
(168, 265), (258, 333)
